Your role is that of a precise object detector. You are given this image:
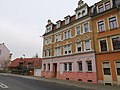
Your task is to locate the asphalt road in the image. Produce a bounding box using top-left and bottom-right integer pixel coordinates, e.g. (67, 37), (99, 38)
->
(0, 75), (88, 90)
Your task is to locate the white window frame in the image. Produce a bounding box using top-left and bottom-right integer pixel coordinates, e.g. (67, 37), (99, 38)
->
(55, 34), (61, 42)
(54, 47), (61, 56)
(98, 38), (109, 52)
(64, 30), (71, 40)
(102, 61), (111, 75)
(97, 19), (106, 33)
(75, 25), (81, 35)
(110, 35), (120, 51)
(115, 61), (120, 76)
(78, 61), (83, 72)
(108, 15), (118, 30)
(65, 17), (70, 25)
(84, 39), (91, 51)
(76, 42), (82, 53)
(47, 63), (50, 71)
(64, 44), (72, 55)
(86, 60), (92, 72)
(83, 22), (90, 33)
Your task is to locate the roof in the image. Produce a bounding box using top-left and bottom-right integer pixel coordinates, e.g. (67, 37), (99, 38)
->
(9, 58), (42, 68)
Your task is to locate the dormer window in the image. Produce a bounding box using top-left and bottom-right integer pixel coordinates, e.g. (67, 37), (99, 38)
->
(46, 25), (52, 33)
(105, 1), (111, 10)
(98, 4), (104, 13)
(75, 0), (88, 19)
(77, 12), (81, 18)
(82, 10), (86, 16)
(65, 16), (70, 25)
(56, 21), (61, 28)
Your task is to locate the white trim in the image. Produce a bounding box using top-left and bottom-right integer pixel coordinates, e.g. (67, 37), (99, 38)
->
(75, 25), (81, 36)
(97, 19), (106, 33)
(98, 38), (109, 52)
(108, 15), (118, 30)
(102, 61), (113, 84)
(114, 61), (120, 84)
(110, 35), (120, 51)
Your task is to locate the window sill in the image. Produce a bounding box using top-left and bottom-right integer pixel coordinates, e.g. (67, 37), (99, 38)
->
(109, 27), (118, 31)
(78, 71), (83, 73)
(87, 71), (93, 73)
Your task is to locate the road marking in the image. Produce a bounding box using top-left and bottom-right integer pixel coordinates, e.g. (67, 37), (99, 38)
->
(0, 82), (9, 88)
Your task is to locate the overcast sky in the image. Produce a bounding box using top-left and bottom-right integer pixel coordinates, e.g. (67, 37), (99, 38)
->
(0, 0), (99, 60)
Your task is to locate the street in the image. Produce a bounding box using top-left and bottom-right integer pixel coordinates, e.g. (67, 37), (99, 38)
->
(0, 75), (88, 90)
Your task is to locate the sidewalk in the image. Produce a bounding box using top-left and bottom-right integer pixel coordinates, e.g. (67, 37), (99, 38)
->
(1, 73), (120, 90)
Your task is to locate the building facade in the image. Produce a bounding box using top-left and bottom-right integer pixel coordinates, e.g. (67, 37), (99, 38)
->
(92, 0), (120, 85)
(42, 0), (97, 83)
(0, 43), (11, 71)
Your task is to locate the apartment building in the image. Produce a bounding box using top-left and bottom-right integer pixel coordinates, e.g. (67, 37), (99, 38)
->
(42, 0), (97, 83)
(92, 0), (120, 85)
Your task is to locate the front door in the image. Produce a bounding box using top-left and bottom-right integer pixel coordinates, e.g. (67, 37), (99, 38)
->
(53, 63), (57, 78)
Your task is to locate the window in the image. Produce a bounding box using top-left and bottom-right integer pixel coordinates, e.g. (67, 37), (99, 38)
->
(112, 37), (120, 50)
(76, 42), (82, 52)
(116, 62), (120, 75)
(68, 30), (71, 38)
(98, 4), (104, 13)
(109, 16), (117, 29)
(48, 49), (51, 57)
(78, 61), (82, 71)
(56, 21), (61, 28)
(64, 45), (72, 54)
(83, 23), (89, 33)
(48, 37), (52, 44)
(64, 45), (67, 54)
(77, 12), (81, 18)
(68, 45), (71, 53)
(55, 47), (61, 56)
(65, 17), (70, 25)
(68, 63), (72, 71)
(64, 63), (67, 71)
(99, 39), (107, 52)
(43, 50), (47, 57)
(105, 1), (111, 10)
(85, 40), (91, 51)
(87, 61), (92, 71)
(48, 63), (50, 71)
(46, 26), (52, 33)
(98, 20), (105, 32)
(55, 34), (61, 42)
(76, 26), (81, 35)
(103, 62), (111, 75)
(43, 64), (46, 71)
(82, 10), (86, 16)
(64, 30), (71, 39)
(44, 39), (48, 45)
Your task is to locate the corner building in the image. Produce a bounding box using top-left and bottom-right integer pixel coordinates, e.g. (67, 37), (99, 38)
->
(92, 0), (120, 85)
(42, 0), (97, 83)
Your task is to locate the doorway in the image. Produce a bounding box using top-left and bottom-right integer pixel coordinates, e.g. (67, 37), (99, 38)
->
(53, 63), (57, 78)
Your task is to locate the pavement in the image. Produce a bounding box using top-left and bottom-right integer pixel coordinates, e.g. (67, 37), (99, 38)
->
(1, 73), (120, 90)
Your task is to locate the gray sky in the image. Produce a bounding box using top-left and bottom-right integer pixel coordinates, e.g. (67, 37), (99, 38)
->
(0, 0), (99, 60)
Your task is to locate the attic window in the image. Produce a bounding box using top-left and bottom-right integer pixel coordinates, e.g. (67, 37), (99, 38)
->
(82, 10), (86, 16)
(78, 12), (81, 18)
(46, 25), (52, 33)
(56, 21), (61, 28)
(65, 17), (70, 25)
